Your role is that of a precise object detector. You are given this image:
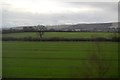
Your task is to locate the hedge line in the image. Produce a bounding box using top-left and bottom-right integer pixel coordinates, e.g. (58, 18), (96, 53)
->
(2, 37), (120, 42)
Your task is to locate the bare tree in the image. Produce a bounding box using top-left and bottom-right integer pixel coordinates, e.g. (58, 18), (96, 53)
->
(35, 25), (46, 39)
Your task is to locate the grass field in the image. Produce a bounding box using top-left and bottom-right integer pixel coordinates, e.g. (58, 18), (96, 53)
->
(2, 41), (118, 78)
(0, 41), (1, 77)
(2, 32), (118, 38)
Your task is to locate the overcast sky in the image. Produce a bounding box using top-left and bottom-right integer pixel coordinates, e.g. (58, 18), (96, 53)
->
(1, 0), (119, 28)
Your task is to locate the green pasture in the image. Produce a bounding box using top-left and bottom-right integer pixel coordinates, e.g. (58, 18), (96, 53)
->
(2, 32), (118, 38)
(2, 42), (118, 78)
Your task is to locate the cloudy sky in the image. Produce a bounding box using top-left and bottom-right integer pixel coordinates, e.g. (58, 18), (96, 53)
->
(1, 0), (119, 28)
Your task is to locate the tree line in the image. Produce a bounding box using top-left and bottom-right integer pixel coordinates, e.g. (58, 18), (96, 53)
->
(2, 25), (120, 42)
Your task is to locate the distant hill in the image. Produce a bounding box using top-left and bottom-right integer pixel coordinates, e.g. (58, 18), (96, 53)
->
(46, 22), (119, 32)
(2, 22), (119, 32)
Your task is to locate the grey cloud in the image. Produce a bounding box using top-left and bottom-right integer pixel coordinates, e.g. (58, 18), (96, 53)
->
(2, 2), (118, 27)
(67, 2), (118, 13)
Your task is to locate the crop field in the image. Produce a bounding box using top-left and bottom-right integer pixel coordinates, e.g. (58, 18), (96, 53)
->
(2, 41), (118, 78)
(2, 32), (118, 38)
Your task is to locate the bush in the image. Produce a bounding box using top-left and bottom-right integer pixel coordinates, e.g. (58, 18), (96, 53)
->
(2, 37), (120, 42)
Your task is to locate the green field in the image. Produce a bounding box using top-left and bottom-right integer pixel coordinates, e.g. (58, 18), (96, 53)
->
(2, 41), (118, 78)
(0, 41), (1, 77)
(2, 32), (118, 38)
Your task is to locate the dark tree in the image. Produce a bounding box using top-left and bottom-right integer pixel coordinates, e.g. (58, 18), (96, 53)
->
(35, 25), (46, 39)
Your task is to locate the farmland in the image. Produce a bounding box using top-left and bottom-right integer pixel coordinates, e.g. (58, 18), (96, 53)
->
(2, 32), (118, 38)
(2, 41), (118, 78)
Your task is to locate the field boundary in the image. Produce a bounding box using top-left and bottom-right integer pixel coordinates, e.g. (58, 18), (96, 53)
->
(2, 37), (120, 42)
